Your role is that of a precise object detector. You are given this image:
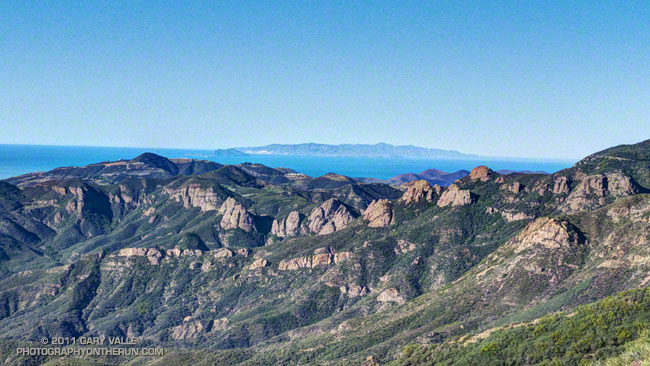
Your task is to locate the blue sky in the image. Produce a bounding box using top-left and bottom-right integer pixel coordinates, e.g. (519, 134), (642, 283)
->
(1, 1), (648, 159)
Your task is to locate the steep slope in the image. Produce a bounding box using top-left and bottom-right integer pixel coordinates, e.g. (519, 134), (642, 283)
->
(391, 287), (650, 366)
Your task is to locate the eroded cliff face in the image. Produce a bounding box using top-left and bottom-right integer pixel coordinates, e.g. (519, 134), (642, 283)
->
(163, 183), (224, 212)
(308, 198), (357, 235)
(35, 182), (114, 237)
(219, 197), (256, 232)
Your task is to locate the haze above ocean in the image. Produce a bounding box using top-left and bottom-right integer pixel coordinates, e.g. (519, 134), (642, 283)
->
(0, 144), (575, 180)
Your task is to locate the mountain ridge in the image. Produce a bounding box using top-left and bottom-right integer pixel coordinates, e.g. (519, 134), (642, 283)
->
(0, 138), (649, 365)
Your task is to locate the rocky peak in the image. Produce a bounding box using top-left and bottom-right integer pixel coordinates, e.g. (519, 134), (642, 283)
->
(399, 180), (440, 204)
(469, 166), (497, 182)
(436, 184), (475, 207)
(131, 153), (179, 175)
(363, 199), (394, 228)
(219, 197), (256, 232)
(271, 211), (302, 237)
(307, 198), (357, 235)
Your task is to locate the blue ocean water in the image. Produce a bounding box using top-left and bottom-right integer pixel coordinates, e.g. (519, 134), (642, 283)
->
(0, 144), (575, 180)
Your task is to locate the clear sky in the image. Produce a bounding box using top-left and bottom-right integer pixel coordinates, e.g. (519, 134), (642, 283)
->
(1, 1), (648, 159)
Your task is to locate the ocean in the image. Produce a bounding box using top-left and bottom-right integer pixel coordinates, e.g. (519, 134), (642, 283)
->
(0, 144), (575, 180)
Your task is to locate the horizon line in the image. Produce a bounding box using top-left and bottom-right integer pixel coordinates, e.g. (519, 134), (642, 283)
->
(0, 142), (579, 162)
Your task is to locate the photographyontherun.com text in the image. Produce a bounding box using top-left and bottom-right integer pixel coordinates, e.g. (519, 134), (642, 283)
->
(16, 336), (164, 357)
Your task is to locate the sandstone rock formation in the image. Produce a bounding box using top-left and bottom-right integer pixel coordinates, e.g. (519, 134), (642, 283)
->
(377, 288), (405, 304)
(363, 199), (394, 228)
(211, 248), (234, 259)
(605, 172), (639, 196)
(170, 318), (227, 340)
(502, 181), (523, 194)
(249, 258), (268, 270)
(560, 172), (639, 213)
(163, 183), (223, 212)
(271, 211), (302, 237)
(465, 217), (588, 305)
(308, 198), (356, 235)
(469, 166), (497, 182)
(511, 218), (584, 254)
(278, 247), (337, 270)
(171, 320), (206, 340)
(399, 180), (440, 204)
(333, 251), (352, 264)
(501, 211), (534, 222)
(341, 285), (368, 297)
(219, 197), (256, 232)
(115, 247), (163, 265)
(436, 184), (474, 207)
(553, 176), (571, 194)
(394, 240), (416, 254)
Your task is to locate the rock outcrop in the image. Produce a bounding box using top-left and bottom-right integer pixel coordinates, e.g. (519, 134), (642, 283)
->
(363, 199), (394, 228)
(399, 180), (441, 204)
(211, 248), (234, 259)
(377, 288), (405, 304)
(171, 320), (206, 340)
(163, 183), (223, 212)
(115, 247), (163, 265)
(502, 181), (523, 194)
(605, 172), (639, 196)
(511, 218), (585, 254)
(308, 198), (357, 235)
(333, 251), (352, 264)
(394, 240), (416, 254)
(501, 211), (534, 222)
(249, 258), (268, 270)
(278, 247), (340, 270)
(553, 176), (571, 194)
(343, 285), (368, 298)
(436, 184), (474, 207)
(271, 211), (302, 237)
(560, 172), (639, 213)
(465, 217), (588, 305)
(469, 166), (497, 182)
(219, 197), (256, 232)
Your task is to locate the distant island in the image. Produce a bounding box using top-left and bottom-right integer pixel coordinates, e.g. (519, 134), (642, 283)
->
(214, 143), (476, 159)
(212, 148), (250, 156)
